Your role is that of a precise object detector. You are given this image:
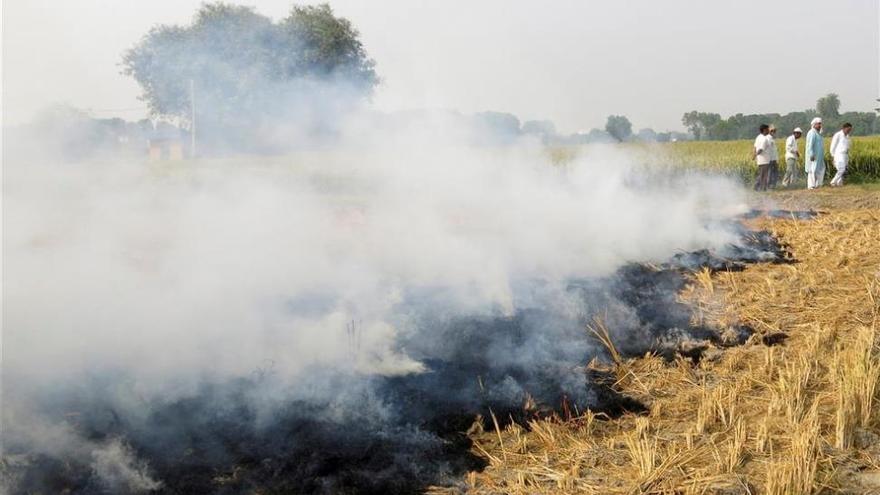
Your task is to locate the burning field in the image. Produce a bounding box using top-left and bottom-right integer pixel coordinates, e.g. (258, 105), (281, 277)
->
(462, 185), (880, 494)
(4, 2), (878, 494)
(2, 223), (784, 494)
(1, 144), (877, 495)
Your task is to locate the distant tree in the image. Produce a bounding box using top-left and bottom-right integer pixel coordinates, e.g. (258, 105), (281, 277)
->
(681, 111), (721, 140)
(122, 2), (377, 151)
(831, 111), (877, 135)
(816, 93), (841, 118)
(522, 120), (557, 137)
(706, 120), (734, 140)
(94, 117), (127, 139)
(636, 128), (657, 142)
(26, 105), (135, 159)
(30, 105), (97, 159)
(682, 111), (700, 139)
(722, 113), (783, 140)
(586, 128), (615, 143)
(136, 118), (155, 134)
(564, 131), (589, 145)
(604, 115), (632, 142)
(472, 111), (521, 144)
(772, 110), (815, 138)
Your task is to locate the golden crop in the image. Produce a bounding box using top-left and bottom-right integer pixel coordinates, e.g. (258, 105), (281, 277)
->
(655, 136), (880, 182)
(463, 190), (880, 494)
(550, 136), (880, 183)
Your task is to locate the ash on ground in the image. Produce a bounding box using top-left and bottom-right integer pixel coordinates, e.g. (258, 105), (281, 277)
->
(2, 226), (790, 495)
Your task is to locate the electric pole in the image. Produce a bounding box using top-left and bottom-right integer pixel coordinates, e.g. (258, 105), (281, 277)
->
(190, 79), (197, 158)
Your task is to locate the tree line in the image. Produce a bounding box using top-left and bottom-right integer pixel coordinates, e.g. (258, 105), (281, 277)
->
(27, 2), (879, 157)
(681, 94), (880, 141)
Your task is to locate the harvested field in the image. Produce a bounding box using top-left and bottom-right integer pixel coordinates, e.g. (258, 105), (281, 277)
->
(454, 185), (880, 494)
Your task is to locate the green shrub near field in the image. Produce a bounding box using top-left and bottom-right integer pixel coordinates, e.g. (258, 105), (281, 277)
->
(550, 136), (880, 183)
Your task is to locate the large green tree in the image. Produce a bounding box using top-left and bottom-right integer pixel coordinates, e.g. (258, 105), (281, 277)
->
(122, 3), (377, 150)
(604, 115), (632, 142)
(816, 93), (841, 118)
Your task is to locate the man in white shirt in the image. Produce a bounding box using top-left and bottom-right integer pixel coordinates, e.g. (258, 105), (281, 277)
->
(781, 127), (803, 187)
(753, 124), (772, 191)
(767, 125), (780, 188)
(829, 122), (853, 187)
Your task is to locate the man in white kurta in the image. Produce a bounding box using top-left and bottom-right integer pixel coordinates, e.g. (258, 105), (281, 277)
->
(805, 118), (825, 189)
(753, 124), (772, 191)
(781, 127), (802, 187)
(829, 123), (852, 186)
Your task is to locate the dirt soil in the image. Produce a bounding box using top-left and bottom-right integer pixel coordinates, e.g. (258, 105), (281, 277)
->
(437, 184), (880, 495)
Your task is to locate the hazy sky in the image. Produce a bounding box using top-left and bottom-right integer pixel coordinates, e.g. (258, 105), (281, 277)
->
(3, 0), (879, 132)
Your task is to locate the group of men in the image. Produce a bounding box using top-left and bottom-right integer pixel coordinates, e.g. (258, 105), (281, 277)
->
(753, 118), (852, 191)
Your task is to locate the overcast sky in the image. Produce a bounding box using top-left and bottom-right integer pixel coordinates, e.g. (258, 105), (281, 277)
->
(3, 0), (879, 132)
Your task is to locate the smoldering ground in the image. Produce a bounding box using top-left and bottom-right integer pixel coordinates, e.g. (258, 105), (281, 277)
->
(1, 123), (784, 493)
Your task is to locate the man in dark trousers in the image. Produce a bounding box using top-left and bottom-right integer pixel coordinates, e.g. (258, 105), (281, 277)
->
(767, 125), (780, 188)
(753, 124), (771, 191)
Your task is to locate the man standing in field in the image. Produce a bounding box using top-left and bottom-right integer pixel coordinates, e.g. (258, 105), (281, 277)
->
(767, 125), (780, 188)
(753, 124), (772, 191)
(829, 122), (853, 187)
(805, 117), (825, 189)
(782, 127), (803, 187)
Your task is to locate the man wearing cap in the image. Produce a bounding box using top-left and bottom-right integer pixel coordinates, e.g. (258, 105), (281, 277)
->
(753, 124), (772, 191)
(829, 122), (853, 186)
(767, 125), (780, 188)
(805, 117), (825, 189)
(781, 127), (803, 187)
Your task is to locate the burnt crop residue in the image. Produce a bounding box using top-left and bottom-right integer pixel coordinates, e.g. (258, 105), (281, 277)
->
(3, 226), (791, 495)
(742, 208), (819, 221)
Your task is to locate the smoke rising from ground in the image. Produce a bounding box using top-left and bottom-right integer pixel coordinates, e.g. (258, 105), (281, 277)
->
(4, 136), (743, 376)
(2, 115), (758, 492)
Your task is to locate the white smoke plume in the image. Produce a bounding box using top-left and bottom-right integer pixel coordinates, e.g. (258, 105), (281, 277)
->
(2, 113), (753, 492)
(4, 133), (744, 377)
(90, 440), (162, 493)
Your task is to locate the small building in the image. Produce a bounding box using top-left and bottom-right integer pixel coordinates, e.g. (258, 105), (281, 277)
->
(148, 125), (187, 161)
(148, 138), (185, 160)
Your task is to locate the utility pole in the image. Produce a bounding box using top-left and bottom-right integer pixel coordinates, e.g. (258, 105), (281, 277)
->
(190, 79), (197, 158)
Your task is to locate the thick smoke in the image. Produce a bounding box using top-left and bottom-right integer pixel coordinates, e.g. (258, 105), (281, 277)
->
(2, 106), (770, 492)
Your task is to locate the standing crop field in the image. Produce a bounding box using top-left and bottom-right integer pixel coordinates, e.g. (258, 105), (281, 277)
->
(639, 136), (880, 183)
(550, 136), (880, 183)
